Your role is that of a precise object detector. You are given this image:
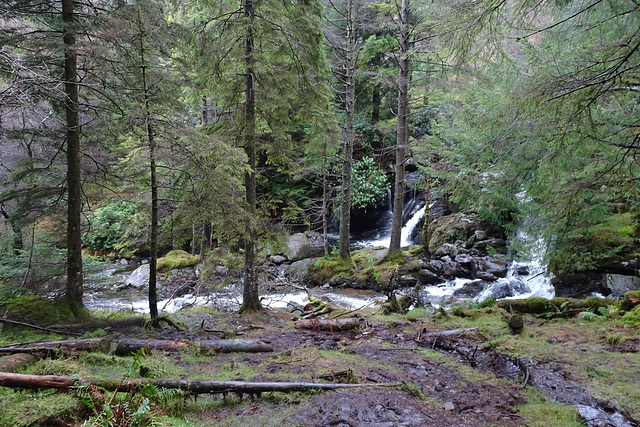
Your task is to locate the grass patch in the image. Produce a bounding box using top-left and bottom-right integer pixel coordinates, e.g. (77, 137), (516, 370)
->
(517, 389), (583, 427)
(0, 389), (82, 427)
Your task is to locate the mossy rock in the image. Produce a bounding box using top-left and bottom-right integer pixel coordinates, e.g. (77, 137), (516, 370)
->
(621, 305), (640, 326)
(157, 250), (198, 271)
(620, 290), (640, 311)
(0, 296), (74, 325)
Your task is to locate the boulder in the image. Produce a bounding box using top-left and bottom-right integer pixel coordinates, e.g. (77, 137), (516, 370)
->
(477, 258), (508, 278)
(453, 280), (487, 299)
(270, 255), (287, 264)
(424, 259), (444, 274)
(284, 232), (326, 262)
(285, 258), (320, 283)
(442, 261), (466, 278)
(398, 274), (419, 287)
(285, 233), (313, 262)
(428, 213), (482, 253)
(122, 264), (150, 290)
(603, 274), (640, 299)
(418, 269), (443, 285)
(434, 243), (458, 258)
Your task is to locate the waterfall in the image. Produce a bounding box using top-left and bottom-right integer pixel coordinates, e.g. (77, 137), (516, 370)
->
(362, 202), (425, 248)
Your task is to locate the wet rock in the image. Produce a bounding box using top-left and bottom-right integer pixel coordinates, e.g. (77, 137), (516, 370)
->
(419, 269), (442, 285)
(515, 265), (530, 276)
(454, 253), (473, 266)
(118, 258), (128, 266)
(603, 274), (640, 298)
(453, 280), (486, 298)
(473, 238), (508, 254)
(270, 255), (287, 264)
(477, 258), (508, 278)
(285, 233), (313, 262)
(475, 271), (498, 282)
(215, 265), (229, 276)
(425, 259), (444, 274)
(399, 274), (418, 287)
(122, 264), (150, 290)
(474, 230), (487, 241)
(285, 258), (319, 282)
(552, 272), (606, 298)
(442, 261), (465, 278)
(428, 212), (482, 253)
(435, 243), (458, 258)
(488, 278), (528, 299)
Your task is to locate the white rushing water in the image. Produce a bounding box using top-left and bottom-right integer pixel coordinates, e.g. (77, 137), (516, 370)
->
(365, 206), (426, 248)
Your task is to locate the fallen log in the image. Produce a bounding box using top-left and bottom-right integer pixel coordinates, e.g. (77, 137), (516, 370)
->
(0, 318), (81, 336)
(0, 371), (401, 394)
(0, 338), (111, 355)
(0, 353), (39, 372)
(294, 318), (362, 331)
(115, 339), (273, 356)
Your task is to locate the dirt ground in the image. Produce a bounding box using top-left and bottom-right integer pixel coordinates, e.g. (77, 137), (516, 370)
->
(71, 307), (638, 427)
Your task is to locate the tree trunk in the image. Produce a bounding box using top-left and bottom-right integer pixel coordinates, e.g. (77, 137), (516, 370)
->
(62, 0), (84, 316)
(339, 0), (356, 260)
(114, 339), (273, 356)
(0, 372), (400, 394)
(240, 0), (261, 313)
(136, 9), (159, 320)
(388, 0), (410, 255)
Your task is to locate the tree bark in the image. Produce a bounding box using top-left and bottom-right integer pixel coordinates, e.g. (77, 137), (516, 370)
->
(114, 339), (272, 356)
(388, 0), (410, 255)
(240, 0), (261, 313)
(0, 372), (401, 394)
(62, 0), (84, 316)
(338, 0), (356, 260)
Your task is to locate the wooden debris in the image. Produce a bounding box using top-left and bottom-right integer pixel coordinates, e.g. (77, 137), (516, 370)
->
(0, 371), (401, 394)
(417, 327), (479, 339)
(114, 338), (273, 356)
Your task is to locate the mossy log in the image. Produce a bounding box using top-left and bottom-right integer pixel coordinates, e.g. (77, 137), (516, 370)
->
(294, 318), (362, 331)
(0, 372), (401, 394)
(114, 339), (273, 356)
(0, 353), (39, 372)
(0, 338), (111, 355)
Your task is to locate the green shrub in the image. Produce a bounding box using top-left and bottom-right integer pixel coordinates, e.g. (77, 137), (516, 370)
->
(351, 156), (389, 210)
(84, 199), (144, 254)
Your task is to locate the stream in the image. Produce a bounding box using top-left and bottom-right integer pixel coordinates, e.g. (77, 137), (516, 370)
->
(84, 204), (555, 315)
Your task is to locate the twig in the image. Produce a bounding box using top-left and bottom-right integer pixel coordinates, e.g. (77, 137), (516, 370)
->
(331, 300), (376, 319)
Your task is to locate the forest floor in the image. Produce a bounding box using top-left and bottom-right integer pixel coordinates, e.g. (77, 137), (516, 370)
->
(1, 302), (639, 426)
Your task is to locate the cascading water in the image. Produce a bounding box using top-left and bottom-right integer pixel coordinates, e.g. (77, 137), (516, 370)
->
(417, 228), (555, 307)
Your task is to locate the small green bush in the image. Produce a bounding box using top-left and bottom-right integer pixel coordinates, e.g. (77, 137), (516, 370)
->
(621, 305), (640, 326)
(84, 199), (143, 254)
